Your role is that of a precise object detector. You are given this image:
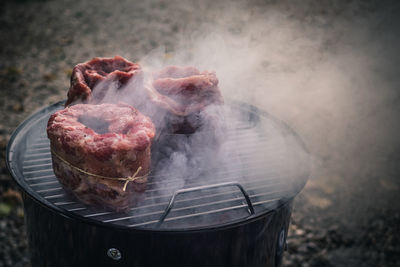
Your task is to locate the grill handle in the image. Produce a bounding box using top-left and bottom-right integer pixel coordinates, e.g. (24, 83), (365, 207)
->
(156, 181), (255, 228)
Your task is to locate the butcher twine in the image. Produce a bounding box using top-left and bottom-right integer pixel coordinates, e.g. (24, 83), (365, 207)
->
(51, 149), (147, 192)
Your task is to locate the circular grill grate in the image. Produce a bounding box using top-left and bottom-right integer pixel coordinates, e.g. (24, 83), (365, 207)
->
(7, 101), (309, 231)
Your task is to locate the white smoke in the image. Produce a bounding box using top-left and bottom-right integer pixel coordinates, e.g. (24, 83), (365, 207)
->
(63, 0), (400, 223)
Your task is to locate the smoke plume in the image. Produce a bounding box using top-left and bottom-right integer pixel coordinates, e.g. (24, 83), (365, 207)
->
(59, 0), (400, 224)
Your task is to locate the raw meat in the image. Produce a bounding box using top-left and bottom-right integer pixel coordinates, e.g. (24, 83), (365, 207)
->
(148, 66), (223, 133)
(47, 103), (155, 210)
(65, 56), (142, 106)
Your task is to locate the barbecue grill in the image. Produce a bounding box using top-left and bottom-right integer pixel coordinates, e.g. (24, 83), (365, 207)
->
(6, 100), (309, 267)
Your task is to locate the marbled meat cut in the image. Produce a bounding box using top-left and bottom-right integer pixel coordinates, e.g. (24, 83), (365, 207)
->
(148, 66), (223, 133)
(47, 103), (155, 211)
(65, 56), (142, 106)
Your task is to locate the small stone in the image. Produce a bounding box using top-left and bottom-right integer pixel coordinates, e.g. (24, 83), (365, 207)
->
(282, 258), (293, 266)
(306, 233), (314, 240)
(295, 229), (306, 236)
(12, 103), (24, 112)
(307, 242), (319, 252)
(298, 244), (309, 253)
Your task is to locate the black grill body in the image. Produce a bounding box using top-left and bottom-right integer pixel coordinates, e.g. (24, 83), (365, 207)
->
(7, 101), (309, 267)
(23, 191), (292, 267)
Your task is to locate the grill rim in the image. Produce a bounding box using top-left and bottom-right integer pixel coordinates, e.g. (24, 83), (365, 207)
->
(6, 100), (309, 233)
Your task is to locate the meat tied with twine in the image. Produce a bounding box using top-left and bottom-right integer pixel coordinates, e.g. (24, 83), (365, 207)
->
(51, 149), (147, 192)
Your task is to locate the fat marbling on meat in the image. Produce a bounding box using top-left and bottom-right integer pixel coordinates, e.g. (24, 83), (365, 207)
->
(146, 66), (223, 134)
(65, 56), (142, 106)
(47, 103), (155, 210)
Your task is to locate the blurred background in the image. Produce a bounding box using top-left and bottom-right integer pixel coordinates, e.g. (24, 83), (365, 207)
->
(1, 0), (399, 266)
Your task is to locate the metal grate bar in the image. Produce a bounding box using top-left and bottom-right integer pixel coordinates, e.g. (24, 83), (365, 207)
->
(36, 187), (62, 193)
(26, 147), (50, 153)
(67, 207), (87, 212)
(54, 201), (77, 205)
(25, 174), (56, 181)
(104, 193), (247, 223)
(30, 142), (50, 148)
(29, 164), (280, 203)
(23, 158), (52, 164)
(137, 175), (281, 202)
(35, 136), (48, 141)
(142, 189), (281, 224)
(23, 163), (53, 169)
(127, 198), (280, 228)
(30, 180), (59, 187)
(40, 175), (285, 221)
(35, 176), (283, 208)
(104, 191), (268, 224)
(83, 181), (286, 221)
(44, 194), (65, 200)
(143, 170), (269, 194)
(162, 196), (280, 224)
(144, 159), (283, 187)
(23, 168), (54, 175)
(84, 190), (248, 218)
(24, 152), (51, 159)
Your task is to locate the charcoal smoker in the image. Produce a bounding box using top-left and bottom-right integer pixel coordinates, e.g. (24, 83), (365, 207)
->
(6, 100), (309, 267)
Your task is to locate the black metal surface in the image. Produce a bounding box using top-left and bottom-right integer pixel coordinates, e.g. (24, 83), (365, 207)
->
(6, 100), (309, 231)
(22, 189), (293, 267)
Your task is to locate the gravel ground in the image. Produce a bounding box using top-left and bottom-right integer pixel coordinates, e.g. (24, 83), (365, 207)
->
(1, 0), (400, 266)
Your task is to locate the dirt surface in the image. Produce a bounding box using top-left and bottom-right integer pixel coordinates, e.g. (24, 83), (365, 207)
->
(1, 0), (400, 266)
